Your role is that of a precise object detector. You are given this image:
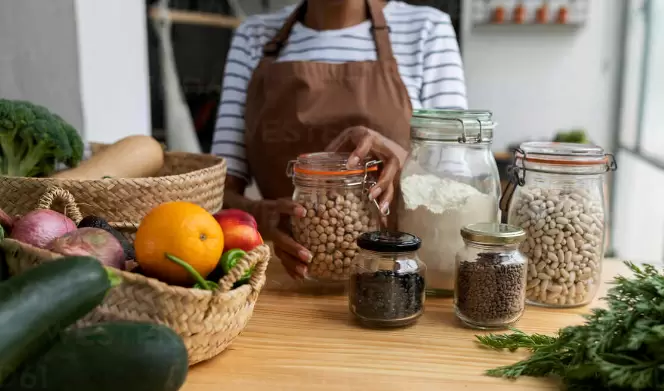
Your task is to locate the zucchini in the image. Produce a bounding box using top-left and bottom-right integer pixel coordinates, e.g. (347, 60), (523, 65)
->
(2, 322), (189, 391)
(0, 257), (111, 384)
(0, 252), (7, 282)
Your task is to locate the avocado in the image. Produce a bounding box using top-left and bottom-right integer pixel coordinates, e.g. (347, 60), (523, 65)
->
(78, 216), (135, 260)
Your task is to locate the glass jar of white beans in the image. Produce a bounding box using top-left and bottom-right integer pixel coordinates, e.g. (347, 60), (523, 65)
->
(287, 152), (382, 284)
(501, 142), (617, 308)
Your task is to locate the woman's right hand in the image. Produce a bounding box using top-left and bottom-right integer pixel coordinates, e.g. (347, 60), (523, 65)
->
(251, 198), (312, 280)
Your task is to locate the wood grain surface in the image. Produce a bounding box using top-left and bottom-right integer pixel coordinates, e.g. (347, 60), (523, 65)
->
(182, 260), (631, 391)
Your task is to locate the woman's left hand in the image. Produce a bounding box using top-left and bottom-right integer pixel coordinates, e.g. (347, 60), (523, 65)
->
(325, 126), (408, 214)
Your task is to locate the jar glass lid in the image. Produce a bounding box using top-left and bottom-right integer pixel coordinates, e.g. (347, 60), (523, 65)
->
(287, 152), (378, 177)
(357, 231), (422, 253)
(410, 109), (495, 143)
(460, 223), (526, 245)
(517, 141), (608, 166)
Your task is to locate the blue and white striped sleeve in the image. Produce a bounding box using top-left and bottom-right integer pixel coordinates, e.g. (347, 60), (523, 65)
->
(211, 24), (256, 183)
(420, 13), (468, 110)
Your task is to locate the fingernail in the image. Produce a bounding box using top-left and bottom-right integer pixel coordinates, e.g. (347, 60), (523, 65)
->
(295, 206), (307, 217)
(380, 201), (390, 214)
(296, 265), (307, 276)
(369, 187), (382, 200)
(298, 249), (312, 262)
(347, 156), (360, 168)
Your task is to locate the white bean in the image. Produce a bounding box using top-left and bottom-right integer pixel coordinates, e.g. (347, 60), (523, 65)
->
(510, 186), (604, 306)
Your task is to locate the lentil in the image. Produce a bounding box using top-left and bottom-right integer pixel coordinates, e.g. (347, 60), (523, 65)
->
(455, 252), (527, 328)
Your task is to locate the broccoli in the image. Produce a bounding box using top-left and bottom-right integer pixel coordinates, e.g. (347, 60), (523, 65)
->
(0, 99), (84, 177)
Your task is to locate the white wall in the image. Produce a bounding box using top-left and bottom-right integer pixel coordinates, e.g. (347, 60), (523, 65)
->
(0, 0), (84, 131)
(0, 0), (150, 144)
(74, 0), (151, 144)
(460, 0), (624, 152)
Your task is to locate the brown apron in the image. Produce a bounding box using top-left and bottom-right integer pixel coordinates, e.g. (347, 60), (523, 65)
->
(244, 0), (412, 202)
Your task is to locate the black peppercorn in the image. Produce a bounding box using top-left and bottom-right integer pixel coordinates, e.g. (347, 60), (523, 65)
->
(349, 231), (426, 328)
(350, 270), (425, 327)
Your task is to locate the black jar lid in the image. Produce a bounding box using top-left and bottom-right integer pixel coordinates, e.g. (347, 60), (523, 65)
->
(357, 231), (422, 253)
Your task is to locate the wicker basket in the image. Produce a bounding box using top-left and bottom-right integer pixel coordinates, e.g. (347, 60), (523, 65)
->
(0, 149), (226, 239)
(1, 188), (271, 365)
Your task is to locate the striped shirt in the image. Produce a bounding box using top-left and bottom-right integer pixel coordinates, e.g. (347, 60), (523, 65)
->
(212, 1), (468, 182)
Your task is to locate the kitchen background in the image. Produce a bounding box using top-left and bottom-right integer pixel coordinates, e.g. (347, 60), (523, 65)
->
(0, 0), (661, 263)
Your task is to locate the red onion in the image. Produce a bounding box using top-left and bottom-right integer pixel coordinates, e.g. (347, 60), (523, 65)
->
(48, 228), (125, 270)
(0, 207), (14, 230)
(10, 210), (76, 248)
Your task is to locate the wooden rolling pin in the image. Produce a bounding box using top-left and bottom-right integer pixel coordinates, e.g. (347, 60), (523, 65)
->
(52, 135), (165, 180)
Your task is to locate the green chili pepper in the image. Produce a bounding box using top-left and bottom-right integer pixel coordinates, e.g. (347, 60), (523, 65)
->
(105, 268), (122, 287)
(165, 253), (217, 291)
(193, 280), (219, 290)
(220, 249), (253, 283)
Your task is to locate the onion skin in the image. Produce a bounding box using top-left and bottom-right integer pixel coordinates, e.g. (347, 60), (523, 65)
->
(48, 228), (125, 270)
(10, 210), (77, 248)
(0, 208), (14, 231)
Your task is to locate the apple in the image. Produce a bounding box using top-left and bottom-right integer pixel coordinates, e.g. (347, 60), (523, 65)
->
(213, 209), (257, 229)
(220, 224), (263, 253)
(214, 209), (263, 252)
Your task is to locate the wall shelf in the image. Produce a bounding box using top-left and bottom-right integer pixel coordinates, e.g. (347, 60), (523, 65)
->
(471, 0), (589, 27)
(148, 7), (242, 29)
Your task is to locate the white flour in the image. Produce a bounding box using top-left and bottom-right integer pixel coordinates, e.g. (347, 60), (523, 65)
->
(399, 174), (498, 293)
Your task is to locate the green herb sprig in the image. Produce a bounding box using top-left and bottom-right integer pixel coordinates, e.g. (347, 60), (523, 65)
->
(476, 262), (664, 390)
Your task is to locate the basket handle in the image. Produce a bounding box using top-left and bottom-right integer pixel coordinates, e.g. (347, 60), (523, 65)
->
(217, 244), (271, 295)
(37, 187), (83, 224)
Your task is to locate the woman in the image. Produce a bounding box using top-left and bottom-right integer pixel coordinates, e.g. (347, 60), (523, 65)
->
(212, 0), (467, 279)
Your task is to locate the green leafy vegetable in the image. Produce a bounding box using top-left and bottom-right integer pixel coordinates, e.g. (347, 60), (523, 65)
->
(476, 262), (664, 390)
(553, 129), (589, 144)
(0, 99), (84, 177)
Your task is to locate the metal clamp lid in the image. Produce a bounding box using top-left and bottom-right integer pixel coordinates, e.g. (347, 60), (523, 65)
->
(498, 147), (618, 215)
(410, 109), (495, 144)
(286, 155), (389, 217)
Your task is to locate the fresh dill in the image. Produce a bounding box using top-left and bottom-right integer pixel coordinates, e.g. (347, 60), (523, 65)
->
(476, 262), (664, 390)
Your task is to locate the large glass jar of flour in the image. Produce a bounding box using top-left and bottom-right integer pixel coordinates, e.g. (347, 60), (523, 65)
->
(398, 110), (501, 297)
(503, 142), (617, 308)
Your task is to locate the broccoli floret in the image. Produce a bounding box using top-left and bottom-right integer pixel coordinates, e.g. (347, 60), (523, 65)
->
(0, 99), (84, 177)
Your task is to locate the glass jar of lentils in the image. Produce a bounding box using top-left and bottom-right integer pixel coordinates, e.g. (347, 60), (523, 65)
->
(349, 231), (426, 328)
(288, 152), (381, 283)
(454, 223), (527, 330)
(503, 142), (617, 308)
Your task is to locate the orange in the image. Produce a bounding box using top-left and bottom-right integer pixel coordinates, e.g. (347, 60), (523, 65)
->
(134, 201), (224, 286)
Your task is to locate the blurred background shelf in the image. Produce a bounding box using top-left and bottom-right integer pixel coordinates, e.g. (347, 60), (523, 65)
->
(148, 7), (242, 29)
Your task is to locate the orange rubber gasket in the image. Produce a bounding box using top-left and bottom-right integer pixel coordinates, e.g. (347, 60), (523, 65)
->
(517, 154), (608, 166)
(293, 166), (379, 176)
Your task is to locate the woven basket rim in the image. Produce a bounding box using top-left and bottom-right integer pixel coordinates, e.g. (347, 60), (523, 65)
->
(0, 151), (225, 184)
(1, 238), (270, 299)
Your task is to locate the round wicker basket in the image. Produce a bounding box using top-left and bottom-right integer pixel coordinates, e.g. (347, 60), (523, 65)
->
(0, 187), (271, 365)
(0, 150), (226, 239)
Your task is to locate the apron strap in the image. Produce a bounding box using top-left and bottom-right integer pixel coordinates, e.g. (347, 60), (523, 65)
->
(366, 0), (394, 61)
(262, 2), (305, 58)
(262, 0), (394, 61)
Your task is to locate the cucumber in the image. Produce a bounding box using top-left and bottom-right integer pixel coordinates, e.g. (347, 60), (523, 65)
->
(0, 257), (111, 384)
(2, 322), (189, 391)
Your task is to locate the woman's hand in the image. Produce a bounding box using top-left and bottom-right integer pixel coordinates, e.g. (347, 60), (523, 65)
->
(250, 199), (312, 280)
(325, 126), (408, 214)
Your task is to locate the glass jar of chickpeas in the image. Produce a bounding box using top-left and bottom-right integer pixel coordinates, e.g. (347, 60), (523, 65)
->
(287, 152), (381, 283)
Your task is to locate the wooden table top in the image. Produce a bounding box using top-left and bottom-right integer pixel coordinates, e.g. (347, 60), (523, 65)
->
(182, 259), (631, 391)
